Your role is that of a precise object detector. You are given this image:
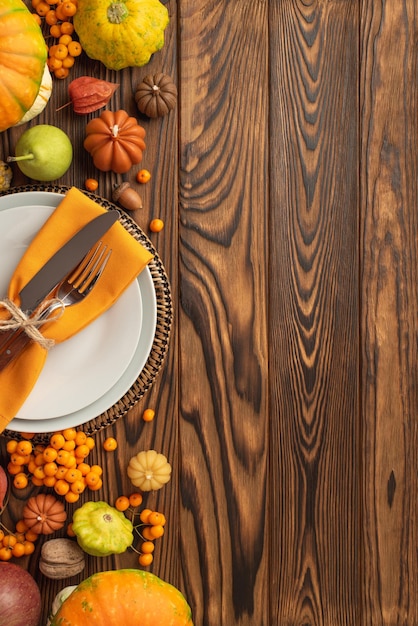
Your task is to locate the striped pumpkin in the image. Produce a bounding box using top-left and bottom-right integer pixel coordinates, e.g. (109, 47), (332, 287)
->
(0, 0), (47, 132)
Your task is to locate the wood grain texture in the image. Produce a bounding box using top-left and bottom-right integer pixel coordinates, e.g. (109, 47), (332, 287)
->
(269, 1), (360, 624)
(0, 0), (417, 624)
(360, 1), (418, 624)
(178, 1), (269, 625)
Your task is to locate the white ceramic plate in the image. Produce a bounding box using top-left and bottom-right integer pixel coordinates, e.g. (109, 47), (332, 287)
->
(0, 191), (156, 433)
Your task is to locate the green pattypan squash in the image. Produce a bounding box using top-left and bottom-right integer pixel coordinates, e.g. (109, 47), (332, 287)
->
(72, 501), (133, 557)
(73, 0), (169, 71)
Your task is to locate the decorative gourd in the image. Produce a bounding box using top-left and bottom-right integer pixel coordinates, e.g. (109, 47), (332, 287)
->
(49, 569), (194, 626)
(0, 0), (48, 132)
(135, 73), (178, 118)
(16, 65), (53, 125)
(71, 500), (133, 556)
(84, 109), (146, 173)
(127, 449), (172, 491)
(73, 0), (169, 71)
(22, 494), (67, 535)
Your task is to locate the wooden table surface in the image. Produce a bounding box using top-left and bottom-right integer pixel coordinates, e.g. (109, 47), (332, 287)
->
(1, 1), (417, 625)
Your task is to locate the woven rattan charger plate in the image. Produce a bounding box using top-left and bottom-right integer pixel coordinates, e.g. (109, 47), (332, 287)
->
(1, 185), (173, 443)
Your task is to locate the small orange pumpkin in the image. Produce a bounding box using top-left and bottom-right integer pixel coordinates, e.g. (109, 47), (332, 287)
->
(23, 493), (67, 535)
(84, 109), (146, 173)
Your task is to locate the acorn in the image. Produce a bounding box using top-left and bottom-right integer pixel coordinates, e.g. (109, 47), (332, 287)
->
(112, 183), (143, 211)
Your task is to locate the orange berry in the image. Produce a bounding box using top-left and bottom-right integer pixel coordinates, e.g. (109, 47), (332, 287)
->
(67, 523), (75, 537)
(70, 480), (85, 494)
(60, 21), (74, 35)
(140, 541), (155, 554)
(149, 218), (164, 233)
(149, 524), (165, 539)
(115, 496), (130, 512)
(15, 520), (28, 533)
(43, 446), (58, 462)
(13, 473), (29, 489)
(62, 439), (76, 451)
(54, 43), (69, 60)
(43, 476), (57, 488)
(0, 547), (13, 561)
(31, 476), (44, 487)
(76, 462), (91, 476)
(147, 511), (166, 526)
(7, 462), (23, 475)
(84, 471), (100, 488)
(33, 466), (46, 480)
(12, 542), (26, 558)
(85, 436), (95, 450)
(138, 553), (153, 567)
(62, 427), (77, 440)
(85, 178), (98, 192)
(62, 55), (75, 69)
(139, 509), (153, 524)
(6, 440), (18, 454)
(103, 437), (117, 451)
(68, 41), (82, 57)
(56, 449), (71, 465)
(32, 12), (42, 25)
(89, 464), (102, 475)
(128, 493), (143, 507)
(142, 408), (155, 422)
(34, 452), (45, 466)
(141, 527), (155, 541)
(24, 529), (38, 541)
(0, 529), (4, 541)
(50, 433), (65, 449)
(74, 431), (87, 446)
(65, 468), (82, 483)
(20, 432), (35, 440)
(74, 444), (89, 458)
(88, 477), (102, 491)
(61, 1), (77, 16)
(49, 24), (62, 38)
(59, 34), (73, 46)
(36, 1), (50, 15)
(55, 466), (68, 479)
(54, 479), (70, 495)
(45, 9), (58, 24)
(65, 491), (80, 503)
(23, 541), (36, 555)
(16, 440), (32, 456)
(10, 452), (26, 466)
(3, 535), (17, 548)
(136, 169), (151, 184)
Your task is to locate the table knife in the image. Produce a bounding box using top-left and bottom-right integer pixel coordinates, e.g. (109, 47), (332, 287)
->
(0, 209), (119, 353)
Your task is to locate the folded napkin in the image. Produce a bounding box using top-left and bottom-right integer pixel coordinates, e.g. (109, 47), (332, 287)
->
(0, 186), (153, 433)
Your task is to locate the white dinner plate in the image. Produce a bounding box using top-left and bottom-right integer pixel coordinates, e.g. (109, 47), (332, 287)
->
(0, 191), (157, 433)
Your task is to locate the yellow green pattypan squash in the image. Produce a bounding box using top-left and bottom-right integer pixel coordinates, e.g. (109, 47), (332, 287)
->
(72, 501), (133, 557)
(73, 0), (169, 71)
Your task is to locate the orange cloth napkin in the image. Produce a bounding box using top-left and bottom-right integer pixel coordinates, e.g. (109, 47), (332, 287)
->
(0, 186), (153, 433)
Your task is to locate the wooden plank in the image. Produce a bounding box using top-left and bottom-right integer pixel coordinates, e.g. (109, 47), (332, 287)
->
(269, 2), (361, 624)
(360, 1), (418, 623)
(177, 1), (270, 624)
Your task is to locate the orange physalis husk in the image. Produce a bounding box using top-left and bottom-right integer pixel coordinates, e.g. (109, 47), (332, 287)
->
(64, 76), (119, 114)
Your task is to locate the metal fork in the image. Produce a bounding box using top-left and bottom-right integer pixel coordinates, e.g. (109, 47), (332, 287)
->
(0, 241), (112, 372)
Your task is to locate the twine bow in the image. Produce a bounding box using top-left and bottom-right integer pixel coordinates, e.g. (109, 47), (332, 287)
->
(0, 298), (65, 350)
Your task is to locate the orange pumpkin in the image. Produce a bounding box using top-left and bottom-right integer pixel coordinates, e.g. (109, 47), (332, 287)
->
(23, 493), (67, 535)
(84, 109), (146, 173)
(50, 569), (194, 626)
(0, 0), (47, 132)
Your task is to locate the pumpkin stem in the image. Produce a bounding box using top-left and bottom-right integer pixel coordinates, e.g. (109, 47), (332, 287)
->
(107, 2), (129, 24)
(7, 154), (35, 163)
(110, 124), (120, 138)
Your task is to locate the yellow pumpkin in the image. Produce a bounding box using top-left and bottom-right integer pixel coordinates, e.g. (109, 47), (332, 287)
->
(0, 0), (48, 132)
(73, 0), (169, 71)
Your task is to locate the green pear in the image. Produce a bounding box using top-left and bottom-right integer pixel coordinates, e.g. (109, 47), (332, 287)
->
(8, 125), (73, 181)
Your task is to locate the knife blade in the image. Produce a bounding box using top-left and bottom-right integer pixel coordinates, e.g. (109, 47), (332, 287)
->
(19, 209), (119, 313)
(0, 209), (119, 352)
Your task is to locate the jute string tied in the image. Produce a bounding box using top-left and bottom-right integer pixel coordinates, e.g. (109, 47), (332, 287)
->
(0, 298), (65, 350)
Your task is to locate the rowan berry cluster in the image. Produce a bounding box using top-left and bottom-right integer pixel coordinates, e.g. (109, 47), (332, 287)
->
(0, 518), (39, 561)
(5, 428), (103, 504)
(31, 0), (82, 79)
(114, 493), (166, 567)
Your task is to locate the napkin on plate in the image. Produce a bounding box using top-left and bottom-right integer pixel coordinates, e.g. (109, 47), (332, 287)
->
(0, 186), (153, 433)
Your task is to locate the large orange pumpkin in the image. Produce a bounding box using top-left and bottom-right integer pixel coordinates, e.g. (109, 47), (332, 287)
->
(0, 0), (47, 132)
(50, 569), (194, 626)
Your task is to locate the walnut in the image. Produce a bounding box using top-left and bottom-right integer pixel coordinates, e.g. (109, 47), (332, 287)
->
(39, 538), (85, 579)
